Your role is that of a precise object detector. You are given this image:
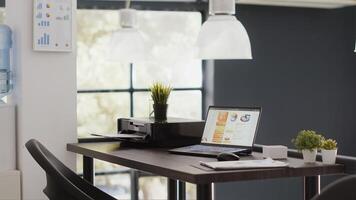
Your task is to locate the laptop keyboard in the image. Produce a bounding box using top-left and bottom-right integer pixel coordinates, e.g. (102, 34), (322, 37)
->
(182, 144), (243, 153)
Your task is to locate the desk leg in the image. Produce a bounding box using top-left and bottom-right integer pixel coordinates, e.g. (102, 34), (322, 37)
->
(304, 176), (320, 200)
(168, 179), (178, 200)
(197, 183), (212, 200)
(130, 170), (139, 200)
(178, 181), (186, 200)
(83, 156), (95, 185)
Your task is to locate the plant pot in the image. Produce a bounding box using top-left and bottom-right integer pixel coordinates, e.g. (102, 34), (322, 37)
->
(321, 149), (337, 164)
(302, 149), (317, 163)
(153, 104), (168, 121)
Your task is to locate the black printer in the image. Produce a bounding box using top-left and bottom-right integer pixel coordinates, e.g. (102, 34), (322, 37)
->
(117, 117), (205, 147)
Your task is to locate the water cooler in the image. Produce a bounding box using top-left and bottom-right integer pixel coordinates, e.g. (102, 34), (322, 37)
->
(0, 25), (20, 200)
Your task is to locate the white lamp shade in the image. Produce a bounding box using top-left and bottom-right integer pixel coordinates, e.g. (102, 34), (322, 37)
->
(197, 15), (252, 60)
(109, 28), (146, 63)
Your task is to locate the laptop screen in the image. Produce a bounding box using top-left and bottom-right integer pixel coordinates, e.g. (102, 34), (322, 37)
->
(201, 107), (261, 147)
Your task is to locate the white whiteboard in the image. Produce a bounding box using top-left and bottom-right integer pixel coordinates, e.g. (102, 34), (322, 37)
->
(33, 0), (73, 52)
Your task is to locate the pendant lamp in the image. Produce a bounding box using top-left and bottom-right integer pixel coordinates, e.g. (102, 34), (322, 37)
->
(109, 0), (146, 63)
(196, 0), (252, 60)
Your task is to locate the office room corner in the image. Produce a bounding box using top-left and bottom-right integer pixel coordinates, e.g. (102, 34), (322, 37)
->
(0, 0), (355, 200)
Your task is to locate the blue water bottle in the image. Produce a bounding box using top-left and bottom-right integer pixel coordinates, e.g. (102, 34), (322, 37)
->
(0, 25), (12, 100)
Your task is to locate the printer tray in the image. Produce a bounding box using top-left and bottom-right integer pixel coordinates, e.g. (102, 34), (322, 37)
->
(91, 131), (200, 147)
(91, 132), (148, 142)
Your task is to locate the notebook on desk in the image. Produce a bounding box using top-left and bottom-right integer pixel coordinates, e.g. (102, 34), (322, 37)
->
(200, 158), (289, 170)
(169, 106), (262, 157)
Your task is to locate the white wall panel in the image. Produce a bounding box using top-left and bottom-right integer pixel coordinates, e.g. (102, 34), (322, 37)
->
(0, 171), (21, 200)
(0, 104), (16, 171)
(5, 0), (77, 199)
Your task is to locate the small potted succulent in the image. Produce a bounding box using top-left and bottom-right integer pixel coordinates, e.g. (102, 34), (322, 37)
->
(292, 130), (323, 163)
(321, 138), (338, 164)
(150, 82), (172, 121)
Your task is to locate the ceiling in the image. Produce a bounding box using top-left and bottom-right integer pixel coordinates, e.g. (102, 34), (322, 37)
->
(237, 0), (356, 9)
(98, 0), (356, 9)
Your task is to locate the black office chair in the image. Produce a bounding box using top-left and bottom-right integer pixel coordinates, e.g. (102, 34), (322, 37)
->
(312, 175), (356, 200)
(26, 139), (117, 200)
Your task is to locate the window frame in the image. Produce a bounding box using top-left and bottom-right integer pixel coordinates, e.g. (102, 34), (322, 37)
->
(77, 0), (208, 132)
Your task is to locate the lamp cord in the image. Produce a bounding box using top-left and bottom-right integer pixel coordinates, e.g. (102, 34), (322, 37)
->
(125, 0), (131, 8)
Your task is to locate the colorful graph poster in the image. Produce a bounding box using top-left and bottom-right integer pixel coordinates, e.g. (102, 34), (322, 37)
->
(33, 0), (73, 52)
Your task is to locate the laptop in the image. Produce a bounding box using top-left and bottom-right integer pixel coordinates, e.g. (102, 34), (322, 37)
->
(169, 106), (262, 157)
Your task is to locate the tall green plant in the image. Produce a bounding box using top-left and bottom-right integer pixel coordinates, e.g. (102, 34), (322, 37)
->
(150, 82), (172, 105)
(292, 130), (324, 151)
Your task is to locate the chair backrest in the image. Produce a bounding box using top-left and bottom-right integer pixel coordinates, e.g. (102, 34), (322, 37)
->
(312, 175), (356, 200)
(26, 139), (116, 200)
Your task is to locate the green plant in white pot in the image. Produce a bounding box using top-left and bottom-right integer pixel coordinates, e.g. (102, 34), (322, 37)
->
(321, 139), (337, 164)
(292, 130), (323, 163)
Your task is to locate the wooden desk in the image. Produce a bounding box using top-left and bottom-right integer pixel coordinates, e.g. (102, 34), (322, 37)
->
(67, 142), (344, 200)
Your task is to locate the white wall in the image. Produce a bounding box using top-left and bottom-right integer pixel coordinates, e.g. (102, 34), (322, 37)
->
(5, 0), (77, 199)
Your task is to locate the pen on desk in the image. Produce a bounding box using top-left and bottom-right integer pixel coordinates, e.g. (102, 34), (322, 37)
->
(199, 161), (209, 168)
(90, 133), (123, 139)
(90, 133), (112, 138)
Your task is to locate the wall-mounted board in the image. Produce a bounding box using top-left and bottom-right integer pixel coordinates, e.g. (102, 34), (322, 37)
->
(33, 0), (73, 52)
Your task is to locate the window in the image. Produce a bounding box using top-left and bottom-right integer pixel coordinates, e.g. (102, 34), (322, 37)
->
(77, 9), (203, 138)
(77, 8), (203, 199)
